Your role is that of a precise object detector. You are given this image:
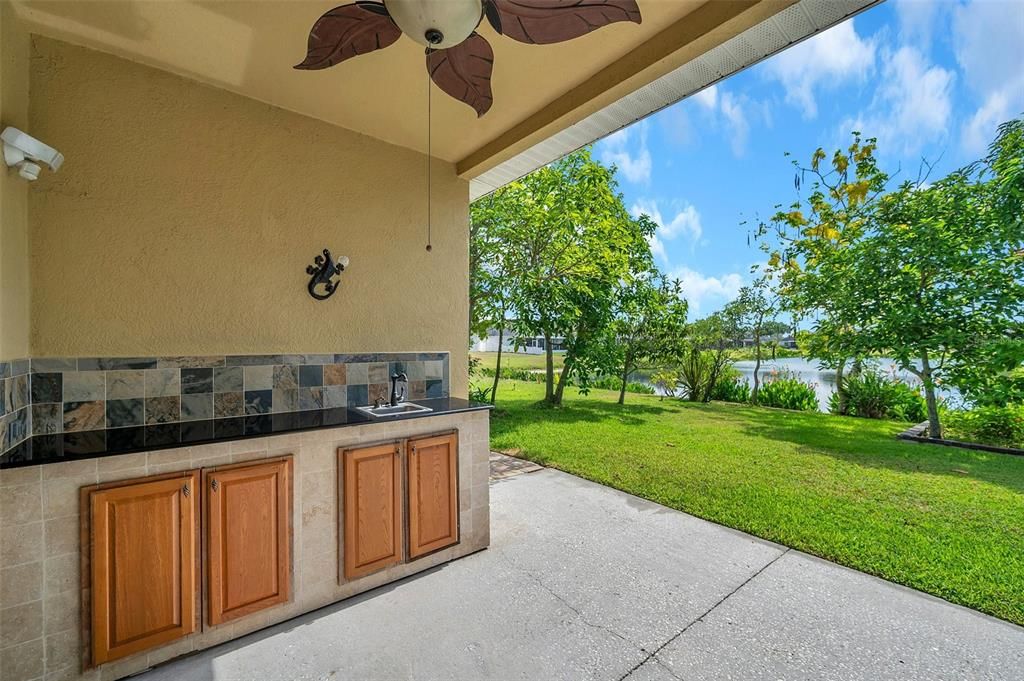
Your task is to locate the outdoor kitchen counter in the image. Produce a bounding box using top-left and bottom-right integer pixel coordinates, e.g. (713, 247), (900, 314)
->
(0, 397), (491, 468)
(0, 396), (491, 680)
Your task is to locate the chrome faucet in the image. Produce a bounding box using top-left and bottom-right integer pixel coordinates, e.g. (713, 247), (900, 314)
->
(389, 372), (408, 406)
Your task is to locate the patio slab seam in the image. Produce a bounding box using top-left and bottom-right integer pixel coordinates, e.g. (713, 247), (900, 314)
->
(620, 547), (793, 681)
(494, 546), (644, 652)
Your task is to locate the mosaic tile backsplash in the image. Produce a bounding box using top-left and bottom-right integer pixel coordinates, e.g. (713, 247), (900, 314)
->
(0, 359), (31, 453)
(0, 353), (449, 452)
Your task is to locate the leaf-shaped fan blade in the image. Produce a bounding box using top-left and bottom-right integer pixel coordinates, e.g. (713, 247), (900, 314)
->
(486, 0), (641, 45)
(427, 33), (494, 117)
(295, 1), (401, 70)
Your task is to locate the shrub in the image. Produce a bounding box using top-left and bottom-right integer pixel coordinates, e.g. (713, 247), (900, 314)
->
(710, 366), (751, 404)
(965, 367), (1024, 408)
(944, 404), (1024, 448)
(589, 375), (656, 395)
(651, 369), (681, 398)
(829, 368), (927, 422)
(678, 350), (716, 401)
(469, 384), (493, 402)
(756, 371), (818, 411)
(480, 366), (546, 383)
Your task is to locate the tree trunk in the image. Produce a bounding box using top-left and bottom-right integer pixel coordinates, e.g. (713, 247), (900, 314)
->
(752, 334), (762, 403)
(920, 352), (941, 438)
(553, 358), (571, 406)
(704, 345), (726, 403)
(543, 331), (554, 403)
(489, 325), (504, 404)
(618, 355), (631, 405)
(835, 359), (848, 414)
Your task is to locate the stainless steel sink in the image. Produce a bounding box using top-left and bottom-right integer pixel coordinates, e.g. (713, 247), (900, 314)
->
(355, 402), (433, 418)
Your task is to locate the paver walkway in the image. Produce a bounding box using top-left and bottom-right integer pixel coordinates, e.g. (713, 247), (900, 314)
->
(489, 450), (543, 479)
(136, 457), (1024, 680)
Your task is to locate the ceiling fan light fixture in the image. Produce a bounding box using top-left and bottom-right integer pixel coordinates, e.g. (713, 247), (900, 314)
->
(296, 0), (642, 116)
(384, 0), (482, 49)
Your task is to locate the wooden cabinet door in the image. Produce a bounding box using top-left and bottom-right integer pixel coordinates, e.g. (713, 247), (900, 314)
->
(205, 458), (292, 626)
(341, 442), (402, 580)
(407, 432), (459, 559)
(88, 472), (198, 666)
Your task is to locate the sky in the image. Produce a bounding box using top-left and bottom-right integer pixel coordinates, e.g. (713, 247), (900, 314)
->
(594, 0), (1024, 318)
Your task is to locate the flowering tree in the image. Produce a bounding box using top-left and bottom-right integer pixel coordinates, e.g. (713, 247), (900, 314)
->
(762, 121), (1024, 436)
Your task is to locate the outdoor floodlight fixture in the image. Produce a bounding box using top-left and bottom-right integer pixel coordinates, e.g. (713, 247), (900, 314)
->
(2, 126), (64, 181)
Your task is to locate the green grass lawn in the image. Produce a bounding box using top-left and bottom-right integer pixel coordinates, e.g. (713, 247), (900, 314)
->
(484, 379), (1024, 626)
(471, 351), (563, 372)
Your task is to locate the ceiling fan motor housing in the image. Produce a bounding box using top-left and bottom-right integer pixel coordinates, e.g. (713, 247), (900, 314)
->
(384, 0), (483, 49)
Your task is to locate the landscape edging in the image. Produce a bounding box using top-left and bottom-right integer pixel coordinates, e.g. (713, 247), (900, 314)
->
(897, 421), (1024, 457)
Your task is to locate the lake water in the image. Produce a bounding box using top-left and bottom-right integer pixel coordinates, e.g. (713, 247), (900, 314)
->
(730, 357), (961, 411)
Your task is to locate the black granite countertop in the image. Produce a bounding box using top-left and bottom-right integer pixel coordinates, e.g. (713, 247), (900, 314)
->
(0, 398), (492, 469)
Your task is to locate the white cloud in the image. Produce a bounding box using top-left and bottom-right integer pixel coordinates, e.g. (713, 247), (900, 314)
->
(764, 19), (876, 118)
(630, 199), (703, 265)
(952, 0), (1024, 155)
(670, 267), (745, 317)
(963, 90), (1014, 156)
(718, 91), (750, 157)
(895, 0), (940, 48)
(661, 105), (694, 146)
(841, 45), (954, 157)
(693, 85), (718, 110)
(682, 84), (757, 156)
(597, 121), (651, 185)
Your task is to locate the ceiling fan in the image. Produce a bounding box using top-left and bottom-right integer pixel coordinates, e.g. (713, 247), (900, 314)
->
(295, 0), (642, 117)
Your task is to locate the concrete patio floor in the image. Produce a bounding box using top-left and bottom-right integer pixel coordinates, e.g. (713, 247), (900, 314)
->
(137, 460), (1023, 681)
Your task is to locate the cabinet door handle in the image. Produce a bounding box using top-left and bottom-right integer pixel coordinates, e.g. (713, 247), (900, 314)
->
(182, 483), (191, 497)
(211, 479), (219, 492)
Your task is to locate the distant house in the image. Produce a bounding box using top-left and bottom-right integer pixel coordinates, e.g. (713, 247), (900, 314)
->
(738, 333), (798, 349)
(474, 328), (567, 355)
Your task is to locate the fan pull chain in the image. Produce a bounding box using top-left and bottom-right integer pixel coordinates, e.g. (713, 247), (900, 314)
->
(426, 65), (433, 253)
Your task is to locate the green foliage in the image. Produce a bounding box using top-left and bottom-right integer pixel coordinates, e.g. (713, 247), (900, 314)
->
(677, 349), (716, 402)
(610, 270), (688, 404)
(756, 371), (819, 412)
(729, 278), (780, 402)
(470, 149), (658, 406)
(944, 405), (1024, 449)
(650, 369), (681, 399)
(679, 309), (744, 402)
(468, 384), (493, 403)
(761, 121), (1024, 437)
(479, 366), (544, 383)
(589, 375), (656, 394)
(709, 366), (751, 403)
(828, 368), (927, 422)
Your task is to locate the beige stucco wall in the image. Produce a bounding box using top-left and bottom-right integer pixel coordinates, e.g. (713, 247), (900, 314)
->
(27, 36), (469, 396)
(0, 4), (31, 361)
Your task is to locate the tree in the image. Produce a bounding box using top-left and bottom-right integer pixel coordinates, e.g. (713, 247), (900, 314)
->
(469, 188), (521, 403)
(480, 149), (652, 406)
(764, 122), (1024, 437)
(679, 307), (744, 402)
(731, 278), (779, 402)
(759, 133), (888, 415)
(949, 118), (1024, 407)
(611, 269), (688, 404)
